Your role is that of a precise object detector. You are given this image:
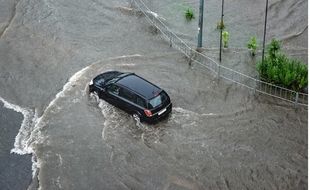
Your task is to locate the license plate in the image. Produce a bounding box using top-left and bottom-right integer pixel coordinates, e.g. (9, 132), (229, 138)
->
(158, 108), (166, 115)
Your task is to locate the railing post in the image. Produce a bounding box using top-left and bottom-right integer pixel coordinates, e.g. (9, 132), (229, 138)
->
(130, 0), (134, 8)
(262, 0), (269, 65)
(253, 79), (257, 94)
(197, 0), (204, 48)
(294, 92), (299, 107)
(219, 0), (224, 62)
(188, 49), (194, 66)
(217, 64), (220, 80)
(132, 0), (137, 17)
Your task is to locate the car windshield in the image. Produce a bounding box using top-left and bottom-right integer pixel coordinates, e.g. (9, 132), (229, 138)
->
(106, 77), (119, 85)
(106, 73), (131, 85)
(95, 78), (106, 86)
(148, 91), (167, 109)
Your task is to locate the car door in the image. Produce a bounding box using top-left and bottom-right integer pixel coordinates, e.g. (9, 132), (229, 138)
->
(118, 87), (136, 113)
(105, 84), (121, 106)
(105, 84), (134, 112)
(134, 95), (147, 115)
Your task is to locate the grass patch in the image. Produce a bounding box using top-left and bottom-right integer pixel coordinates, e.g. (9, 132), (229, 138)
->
(216, 20), (225, 30)
(222, 31), (229, 48)
(247, 36), (258, 56)
(185, 8), (195, 21)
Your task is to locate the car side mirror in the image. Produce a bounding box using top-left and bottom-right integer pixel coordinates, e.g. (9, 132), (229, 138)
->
(98, 86), (105, 92)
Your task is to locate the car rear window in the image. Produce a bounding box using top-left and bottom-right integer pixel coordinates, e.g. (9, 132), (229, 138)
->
(148, 91), (168, 109)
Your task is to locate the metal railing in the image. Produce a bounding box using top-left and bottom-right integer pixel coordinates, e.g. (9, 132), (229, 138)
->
(132, 0), (308, 107)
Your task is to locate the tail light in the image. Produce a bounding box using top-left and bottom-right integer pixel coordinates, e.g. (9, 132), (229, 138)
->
(144, 109), (153, 117)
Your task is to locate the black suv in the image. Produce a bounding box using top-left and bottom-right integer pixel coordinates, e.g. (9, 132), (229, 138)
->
(89, 71), (172, 123)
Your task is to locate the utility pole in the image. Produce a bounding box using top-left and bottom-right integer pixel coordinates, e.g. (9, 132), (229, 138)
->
(262, 0), (269, 63)
(197, 0), (204, 49)
(219, 0), (224, 62)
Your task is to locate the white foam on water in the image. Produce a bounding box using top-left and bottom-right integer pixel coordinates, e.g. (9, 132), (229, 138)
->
(202, 113), (216, 116)
(0, 54), (144, 188)
(31, 154), (40, 179)
(23, 65), (93, 180)
(56, 153), (63, 166)
(102, 125), (107, 140)
(173, 107), (216, 117)
(173, 107), (196, 115)
(56, 176), (62, 189)
(117, 63), (136, 67)
(90, 91), (148, 140)
(25, 65), (91, 150)
(43, 65), (91, 113)
(30, 64), (92, 144)
(171, 107), (217, 127)
(0, 63), (92, 179)
(0, 96), (39, 179)
(1, 54), (144, 182)
(0, 96), (35, 155)
(118, 6), (133, 11)
(133, 115), (146, 129)
(113, 54), (142, 59)
(90, 92), (121, 140)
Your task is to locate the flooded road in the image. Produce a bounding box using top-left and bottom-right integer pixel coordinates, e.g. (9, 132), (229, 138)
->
(147, 0), (307, 48)
(33, 54), (307, 190)
(0, 0), (307, 189)
(32, 53), (307, 189)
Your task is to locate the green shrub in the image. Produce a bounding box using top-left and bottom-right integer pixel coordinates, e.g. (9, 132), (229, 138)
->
(257, 39), (307, 92)
(247, 36), (258, 56)
(185, 8), (195, 21)
(267, 39), (281, 58)
(222, 31), (229, 48)
(216, 20), (225, 30)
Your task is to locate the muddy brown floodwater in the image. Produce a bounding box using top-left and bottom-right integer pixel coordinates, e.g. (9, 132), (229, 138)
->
(0, 0), (307, 190)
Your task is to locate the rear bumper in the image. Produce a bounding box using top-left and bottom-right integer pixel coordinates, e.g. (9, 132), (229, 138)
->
(143, 103), (172, 124)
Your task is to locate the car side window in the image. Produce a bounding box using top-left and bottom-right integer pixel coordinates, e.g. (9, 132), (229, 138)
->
(136, 96), (146, 108)
(107, 84), (120, 95)
(119, 88), (134, 101)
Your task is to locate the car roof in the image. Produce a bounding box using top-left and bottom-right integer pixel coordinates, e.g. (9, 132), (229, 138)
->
(116, 74), (161, 99)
